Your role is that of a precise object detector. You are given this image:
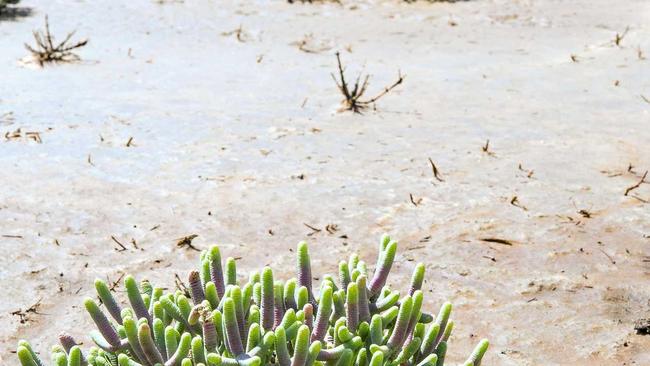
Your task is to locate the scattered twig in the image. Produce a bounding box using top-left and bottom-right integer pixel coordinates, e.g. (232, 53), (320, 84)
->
(614, 26), (630, 47)
(481, 139), (495, 156)
(624, 170), (647, 196)
(125, 137), (134, 147)
(110, 236), (127, 252)
(176, 234), (200, 251)
(292, 34), (332, 54)
(577, 209), (592, 218)
(11, 299), (43, 324)
(108, 273), (125, 292)
(510, 196), (528, 211)
(482, 255), (497, 262)
(641, 95), (650, 104)
(221, 24), (247, 43)
(570, 54), (579, 63)
(428, 158), (444, 182)
(598, 248), (616, 265)
(331, 52), (404, 113)
(405, 245), (425, 251)
(518, 164), (534, 178)
(303, 223), (321, 236)
(25, 15), (88, 66)
(87, 154), (95, 166)
(4, 128), (42, 143)
(479, 238), (513, 246)
(409, 193), (422, 206)
(174, 273), (190, 298)
(325, 224), (338, 234)
(2, 234), (23, 239)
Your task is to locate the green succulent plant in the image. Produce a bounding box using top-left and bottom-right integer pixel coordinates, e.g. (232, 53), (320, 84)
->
(17, 235), (489, 366)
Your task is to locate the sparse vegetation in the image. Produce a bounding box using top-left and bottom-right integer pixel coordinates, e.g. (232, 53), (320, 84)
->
(17, 235), (489, 366)
(25, 15), (88, 66)
(331, 52), (404, 113)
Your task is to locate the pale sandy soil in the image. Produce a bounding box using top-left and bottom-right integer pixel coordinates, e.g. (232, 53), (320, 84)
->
(1, 0), (649, 365)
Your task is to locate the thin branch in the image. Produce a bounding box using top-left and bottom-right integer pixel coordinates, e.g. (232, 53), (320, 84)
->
(624, 170), (647, 196)
(428, 158), (444, 182)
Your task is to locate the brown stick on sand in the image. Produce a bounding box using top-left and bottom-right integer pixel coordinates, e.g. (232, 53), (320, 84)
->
(624, 170), (647, 196)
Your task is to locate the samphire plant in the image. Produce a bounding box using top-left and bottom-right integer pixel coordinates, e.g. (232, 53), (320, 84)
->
(17, 235), (489, 366)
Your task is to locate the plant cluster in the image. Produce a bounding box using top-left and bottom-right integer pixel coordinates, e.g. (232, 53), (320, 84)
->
(17, 235), (488, 366)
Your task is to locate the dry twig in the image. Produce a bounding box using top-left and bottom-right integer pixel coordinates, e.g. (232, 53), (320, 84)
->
(110, 236), (127, 252)
(428, 158), (444, 182)
(25, 16), (88, 66)
(614, 26), (630, 47)
(221, 24), (247, 43)
(479, 238), (513, 246)
(624, 170), (647, 196)
(176, 234), (200, 251)
(11, 299), (43, 324)
(331, 52), (404, 113)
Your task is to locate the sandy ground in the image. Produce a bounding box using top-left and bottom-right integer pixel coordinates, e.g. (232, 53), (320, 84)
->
(1, 0), (649, 364)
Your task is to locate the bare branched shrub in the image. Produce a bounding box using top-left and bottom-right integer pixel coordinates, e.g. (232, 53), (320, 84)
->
(25, 16), (88, 66)
(331, 52), (404, 113)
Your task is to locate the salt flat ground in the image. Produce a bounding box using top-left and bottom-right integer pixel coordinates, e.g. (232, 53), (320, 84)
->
(0, 0), (649, 364)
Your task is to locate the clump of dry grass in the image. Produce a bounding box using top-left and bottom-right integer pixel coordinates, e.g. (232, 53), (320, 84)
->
(25, 15), (88, 66)
(331, 52), (404, 113)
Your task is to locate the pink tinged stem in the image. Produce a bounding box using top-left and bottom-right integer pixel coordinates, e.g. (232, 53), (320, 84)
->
(125, 276), (153, 327)
(368, 241), (397, 298)
(346, 283), (359, 333)
(386, 296), (413, 351)
(311, 287), (332, 342)
(188, 270), (205, 305)
(356, 276), (370, 323)
(303, 303), (314, 330)
(208, 246), (226, 298)
(261, 267), (274, 331)
(408, 263), (425, 296)
(224, 298), (245, 356)
(297, 242), (314, 301)
(138, 323), (164, 365)
(274, 282), (286, 328)
(203, 318), (218, 352)
(94, 279), (123, 325)
(59, 333), (87, 366)
(84, 298), (122, 348)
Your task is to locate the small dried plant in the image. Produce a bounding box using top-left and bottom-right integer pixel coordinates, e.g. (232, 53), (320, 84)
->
(332, 52), (404, 113)
(25, 15), (88, 66)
